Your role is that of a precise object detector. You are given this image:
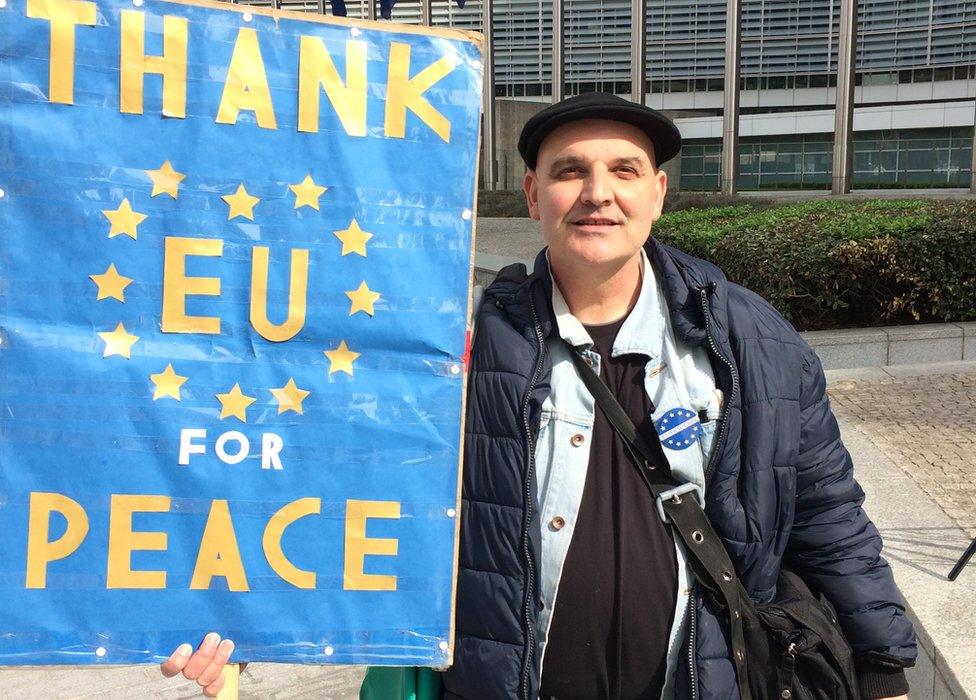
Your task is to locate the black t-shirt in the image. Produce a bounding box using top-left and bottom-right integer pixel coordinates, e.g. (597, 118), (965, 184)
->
(539, 316), (679, 700)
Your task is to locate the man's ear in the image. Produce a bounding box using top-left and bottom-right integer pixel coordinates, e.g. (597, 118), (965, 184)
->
(523, 170), (541, 221)
(650, 167), (668, 221)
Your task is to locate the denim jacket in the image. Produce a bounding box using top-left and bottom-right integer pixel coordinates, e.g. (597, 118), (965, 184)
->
(535, 250), (723, 696)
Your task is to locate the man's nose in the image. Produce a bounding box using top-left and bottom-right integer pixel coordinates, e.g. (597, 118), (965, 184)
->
(580, 167), (614, 206)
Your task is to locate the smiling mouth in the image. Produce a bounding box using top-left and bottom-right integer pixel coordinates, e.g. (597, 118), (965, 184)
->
(572, 218), (620, 226)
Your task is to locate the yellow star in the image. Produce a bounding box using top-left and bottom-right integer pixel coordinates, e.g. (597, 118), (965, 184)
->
(289, 174), (327, 210)
(324, 340), (360, 376)
(98, 322), (139, 359)
(270, 377), (311, 415)
(333, 219), (373, 257)
(150, 363), (188, 401)
(222, 184), (260, 221)
(89, 263), (133, 302)
(216, 383), (256, 422)
(102, 198), (147, 239)
(345, 280), (382, 316)
(145, 160), (185, 199)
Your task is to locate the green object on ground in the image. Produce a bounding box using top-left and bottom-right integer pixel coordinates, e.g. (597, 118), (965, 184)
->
(360, 667), (441, 700)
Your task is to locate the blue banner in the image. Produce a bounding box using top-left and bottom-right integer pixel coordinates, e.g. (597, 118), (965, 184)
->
(0, 0), (482, 667)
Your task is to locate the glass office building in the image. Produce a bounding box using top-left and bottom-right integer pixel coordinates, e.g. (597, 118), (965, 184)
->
(245, 0), (975, 190)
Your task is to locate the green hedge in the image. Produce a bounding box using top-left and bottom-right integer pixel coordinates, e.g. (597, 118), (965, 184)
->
(652, 199), (976, 331)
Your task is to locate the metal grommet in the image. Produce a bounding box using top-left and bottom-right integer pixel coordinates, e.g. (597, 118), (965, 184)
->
(692, 530), (704, 543)
(722, 570), (733, 582)
(735, 648), (744, 661)
(781, 690), (792, 699)
(570, 433), (585, 447)
(550, 516), (566, 531)
(732, 609), (740, 619)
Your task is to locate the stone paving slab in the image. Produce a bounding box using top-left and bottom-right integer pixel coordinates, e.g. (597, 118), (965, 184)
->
(803, 328), (890, 369)
(958, 322), (976, 361)
(881, 323), (966, 366)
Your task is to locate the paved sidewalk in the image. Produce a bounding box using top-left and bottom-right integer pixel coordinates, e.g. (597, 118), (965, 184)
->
(828, 362), (976, 698)
(0, 662), (365, 698)
(830, 367), (976, 540)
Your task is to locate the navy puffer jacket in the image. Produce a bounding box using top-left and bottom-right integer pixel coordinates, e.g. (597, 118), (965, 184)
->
(442, 239), (916, 699)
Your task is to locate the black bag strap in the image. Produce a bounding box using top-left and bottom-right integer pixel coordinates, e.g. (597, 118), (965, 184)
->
(564, 344), (755, 699)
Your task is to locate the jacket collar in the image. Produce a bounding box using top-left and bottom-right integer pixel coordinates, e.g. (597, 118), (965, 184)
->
(547, 248), (667, 359)
(526, 237), (728, 351)
(645, 236), (727, 350)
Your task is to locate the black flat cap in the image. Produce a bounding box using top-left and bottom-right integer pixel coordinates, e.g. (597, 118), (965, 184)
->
(517, 92), (682, 170)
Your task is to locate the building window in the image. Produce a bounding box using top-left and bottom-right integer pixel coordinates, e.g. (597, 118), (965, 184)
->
(913, 68), (933, 82)
(682, 127), (975, 191)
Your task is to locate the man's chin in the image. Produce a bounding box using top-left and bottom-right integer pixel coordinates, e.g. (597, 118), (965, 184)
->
(550, 246), (635, 273)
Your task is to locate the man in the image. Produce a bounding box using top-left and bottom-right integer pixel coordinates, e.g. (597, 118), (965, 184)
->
(163, 93), (916, 698)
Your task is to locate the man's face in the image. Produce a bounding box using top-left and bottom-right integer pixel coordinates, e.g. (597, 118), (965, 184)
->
(523, 119), (667, 274)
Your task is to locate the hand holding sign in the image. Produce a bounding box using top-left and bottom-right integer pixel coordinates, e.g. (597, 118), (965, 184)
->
(160, 634), (236, 697)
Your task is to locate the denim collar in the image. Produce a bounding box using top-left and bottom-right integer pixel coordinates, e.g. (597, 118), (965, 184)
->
(549, 247), (665, 360)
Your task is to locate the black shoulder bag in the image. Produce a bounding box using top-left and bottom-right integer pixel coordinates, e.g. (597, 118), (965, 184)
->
(565, 347), (860, 700)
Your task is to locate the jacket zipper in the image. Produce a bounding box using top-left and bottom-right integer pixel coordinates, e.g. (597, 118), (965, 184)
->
(687, 585), (700, 700)
(687, 285), (741, 697)
(518, 293), (546, 700)
(698, 285), (739, 481)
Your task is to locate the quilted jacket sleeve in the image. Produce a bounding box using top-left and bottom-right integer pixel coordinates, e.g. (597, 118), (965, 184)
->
(785, 344), (916, 664)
